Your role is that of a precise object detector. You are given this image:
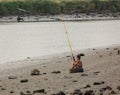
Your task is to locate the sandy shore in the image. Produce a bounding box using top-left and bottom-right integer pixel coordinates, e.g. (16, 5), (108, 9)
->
(0, 45), (120, 95)
(0, 13), (120, 23)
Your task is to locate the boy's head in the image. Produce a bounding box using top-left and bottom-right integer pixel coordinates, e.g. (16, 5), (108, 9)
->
(76, 54), (81, 60)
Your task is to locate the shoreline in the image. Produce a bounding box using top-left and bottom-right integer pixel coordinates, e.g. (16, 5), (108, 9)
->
(0, 14), (120, 23)
(0, 44), (120, 95)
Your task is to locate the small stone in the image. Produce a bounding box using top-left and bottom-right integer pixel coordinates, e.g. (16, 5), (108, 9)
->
(84, 84), (91, 88)
(20, 79), (28, 83)
(101, 81), (105, 84)
(84, 90), (94, 95)
(8, 76), (17, 79)
(117, 85), (120, 90)
(10, 91), (14, 93)
(31, 69), (40, 76)
(70, 89), (83, 95)
(72, 80), (78, 82)
(111, 90), (117, 94)
(93, 82), (101, 85)
(33, 89), (45, 94)
(52, 71), (61, 74)
(81, 74), (88, 76)
(99, 55), (102, 58)
(43, 73), (47, 75)
(1, 88), (6, 90)
(114, 48), (118, 50)
(93, 48), (96, 50)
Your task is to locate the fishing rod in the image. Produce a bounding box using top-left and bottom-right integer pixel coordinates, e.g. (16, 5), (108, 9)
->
(57, 2), (74, 62)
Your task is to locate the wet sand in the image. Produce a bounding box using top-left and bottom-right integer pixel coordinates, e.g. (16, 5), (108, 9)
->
(0, 45), (120, 95)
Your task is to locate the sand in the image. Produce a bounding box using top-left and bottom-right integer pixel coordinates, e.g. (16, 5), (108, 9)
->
(0, 45), (120, 95)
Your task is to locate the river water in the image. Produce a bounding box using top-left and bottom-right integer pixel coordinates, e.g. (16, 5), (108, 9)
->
(0, 20), (120, 63)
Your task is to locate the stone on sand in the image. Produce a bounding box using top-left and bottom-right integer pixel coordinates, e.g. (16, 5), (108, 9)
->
(33, 89), (45, 94)
(70, 89), (83, 95)
(84, 90), (94, 95)
(117, 85), (120, 90)
(31, 69), (40, 76)
(52, 71), (61, 74)
(20, 79), (28, 83)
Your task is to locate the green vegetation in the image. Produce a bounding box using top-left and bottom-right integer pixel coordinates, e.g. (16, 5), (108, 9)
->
(0, 0), (120, 16)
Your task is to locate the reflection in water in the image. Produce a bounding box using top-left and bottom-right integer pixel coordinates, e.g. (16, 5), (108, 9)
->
(0, 20), (120, 63)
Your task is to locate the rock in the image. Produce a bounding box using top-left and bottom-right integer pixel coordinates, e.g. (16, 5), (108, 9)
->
(20, 92), (26, 95)
(66, 55), (71, 58)
(93, 82), (101, 85)
(53, 91), (65, 95)
(98, 92), (103, 95)
(81, 74), (88, 76)
(106, 48), (109, 50)
(118, 50), (120, 55)
(70, 89), (83, 95)
(84, 90), (94, 95)
(72, 80), (78, 82)
(33, 89), (45, 94)
(99, 55), (102, 58)
(43, 73), (47, 75)
(93, 49), (96, 50)
(20, 79), (28, 83)
(100, 86), (112, 92)
(1, 88), (6, 90)
(114, 48), (118, 50)
(101, 81), (105, 84)
(10, 91), (14, 93)
(52, 71), (61, 74)
(80, 53), (85, 56)
(117, 85), (120, 90)
(111, 90), (117, 94)
(8, 76), (17, 79)
(31, 69), (40, 76)
(84, 84), (91, 89)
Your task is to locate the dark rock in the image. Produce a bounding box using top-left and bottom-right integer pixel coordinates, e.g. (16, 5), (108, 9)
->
(101, 81), (105, 84)
(8, 76), (17, 79)
(1, 88), (6, 90)
(53, 91), (66, 95)
(100, 86), (112, 92)
(117, 85), (120, 90)
(81, 74), (88, 76)
(31, 69), (40, 76)
(98, 92), (103, 95)
(84, 84), (91, 89)
(80, 53), (85, 56)
(114, 48), (118, 50)
(84, 90), (94, 95)
(72, 80), (78, 82)
(10, 91), (14, 93)
(93, 82), (101, 85)
(43, 73), (47, 75)
(99, 55), (102, 58)
(33, 89), (45, 94)
(70, 89), (83, 95)
(111, 90), (117, 94)
(20, 92), (26, 95)
(93, 49), (96, 50)
(118, 50), (120, 55)
(93, 71), (100, 74)
(20, 79), (28, 83)
(52, 71), (61, 74)
(106, 48), (109, 50)
(66, 55), (71, 58)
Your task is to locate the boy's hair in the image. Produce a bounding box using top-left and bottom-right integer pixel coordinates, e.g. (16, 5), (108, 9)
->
(77, 54), (81, 59)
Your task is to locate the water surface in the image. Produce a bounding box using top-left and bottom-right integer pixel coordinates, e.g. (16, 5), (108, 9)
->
(0, 20), (120, 63)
